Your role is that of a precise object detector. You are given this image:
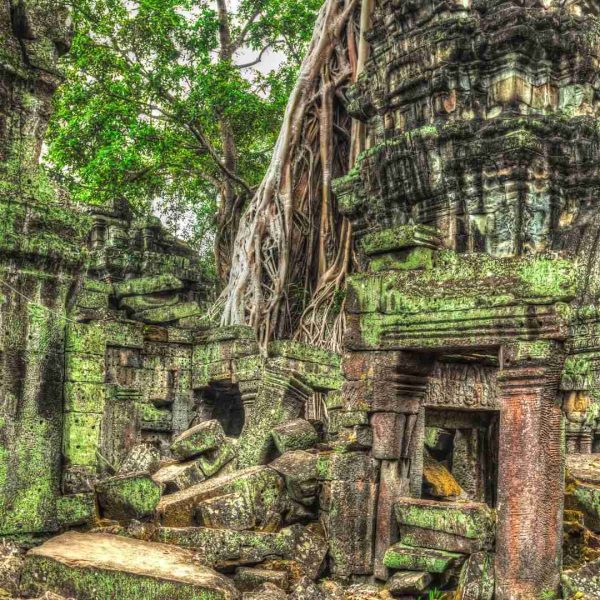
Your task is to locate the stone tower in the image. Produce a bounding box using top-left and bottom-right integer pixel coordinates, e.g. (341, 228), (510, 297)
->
(333, 0), (600, 597)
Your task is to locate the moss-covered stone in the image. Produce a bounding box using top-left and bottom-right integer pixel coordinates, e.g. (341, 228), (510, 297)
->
(383, 543), (462, 573)
(394, 498), (496, 541)
(272, 419), (319, 453)
(56, 494), (96, 528)
(62, 413), (102, 467)
(156, 466), (283, 528)
(170, 420), (226, 461)
(20, 532), (239, 599)
(95, 473), (161, 521)
(114, 275), (184, 297)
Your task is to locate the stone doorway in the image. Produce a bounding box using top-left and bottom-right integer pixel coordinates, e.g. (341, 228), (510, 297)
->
(193, 381), (245, 437)
(422, 408), (499, 507)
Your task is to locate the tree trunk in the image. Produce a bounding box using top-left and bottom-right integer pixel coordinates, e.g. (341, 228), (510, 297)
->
(220, 0), (369, 349)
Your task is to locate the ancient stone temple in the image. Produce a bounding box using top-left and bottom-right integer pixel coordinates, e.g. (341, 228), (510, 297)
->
(7, 0), (600, 599)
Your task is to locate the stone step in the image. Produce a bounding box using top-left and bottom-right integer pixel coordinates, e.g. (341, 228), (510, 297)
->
(20, 531), (239, 599)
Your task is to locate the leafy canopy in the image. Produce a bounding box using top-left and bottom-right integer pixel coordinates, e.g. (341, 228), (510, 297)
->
(47, 0), (321, 254)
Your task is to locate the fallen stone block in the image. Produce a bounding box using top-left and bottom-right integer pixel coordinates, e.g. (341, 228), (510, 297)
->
(241, 583), (288, 599)
(333, 425), (373, 451)
(272, 419), (319, 453)
(96, 472), (161, 521)
(324, 480), (377, 576)
(398, 525), (490, 554)
(422, 455), (466, 500)
(20, 532), (239, 599)
(156, 527), (285, 567)
(198, 492), (269, 531)
(385, 571), (431, 595)
(383, 543), (462, 573)
(156, 466), (284, 528)
(114, 275), (184, 297)
(454, 552), (494, 600)
(235, 567), (289, 592)
(156, 524), (327, 579)
(562, 556), (600, 599)
(152, 459), (206, 494)
(56, 494), (96, 528)
(394, 498), (495, 542)
(290, 577), (325, 600)
(567, 453), (600, 485)
(136, 301), (203, 324)
(170, 419), (226, 460)
(316, 451), (377, 482)
(198, 438), (237, 477)
(270, 451), (320, 504)
(118, 443), (161, 475)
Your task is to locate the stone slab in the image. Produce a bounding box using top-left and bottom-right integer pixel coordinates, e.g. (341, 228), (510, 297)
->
(156, 466), (283, 528)
(20, 532), (239, 599)
(383, 543), (462, 573)
(394, 497), (495, 541)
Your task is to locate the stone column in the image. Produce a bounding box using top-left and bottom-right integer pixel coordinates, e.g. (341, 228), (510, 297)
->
(495, 341), (565, 600)
(367, 351), (433, 579)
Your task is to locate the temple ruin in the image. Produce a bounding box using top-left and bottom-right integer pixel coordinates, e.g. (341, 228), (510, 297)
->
(5, 0), (600, 598)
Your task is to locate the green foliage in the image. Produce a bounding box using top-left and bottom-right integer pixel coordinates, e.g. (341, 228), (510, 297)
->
(47, 0), (321, 258)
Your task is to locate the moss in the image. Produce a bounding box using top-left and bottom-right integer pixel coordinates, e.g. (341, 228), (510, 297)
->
(383, 543), (461, 573)
(361, 224), (441, 256)
(113, 274), (184, 297)
(62, 413), (102, 467)
(96, 474), (161, 521)
(394, 499), (495, 540)
(64, 353), (105, 383)
(64, 383), (106, 414)
(20, 556), (228, 600)
(56, 494), (96, 528)
(268, 340), (341, 368)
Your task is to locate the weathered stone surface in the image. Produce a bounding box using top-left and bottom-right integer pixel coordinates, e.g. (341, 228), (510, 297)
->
(170, 420), (226, 460)
(96, 472), (161, 521)
(398, 525), (490, 554)
(383, 543), (462, 573)
(20, 532), (239, 599)
(394, 498), (495, 542)
(454, 552), (494, 600)
(119, 443), (161, 475)
(562, 556), (600, 599)
(235, 567), (289, 592)
(114, 275), (184, 298)
(197, 438), (237, 477)
(156, 524), (327, 579)
(241, 582), (288, 600)
(56, 494), (96, 528)
(270, 450), (320, 504)
(316, 452), (377, 482)
(0, 540), (25, 598)
(156, 466), (284, 528)
(198, 492), (268, 531)
(289, 577), (324, 600)
(152, 459), (206, 494)
(272, 419), (319, 453)
(385, 572), (431, 595)
(324, 480), (377, 576)
(567, 454), (600, 486)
